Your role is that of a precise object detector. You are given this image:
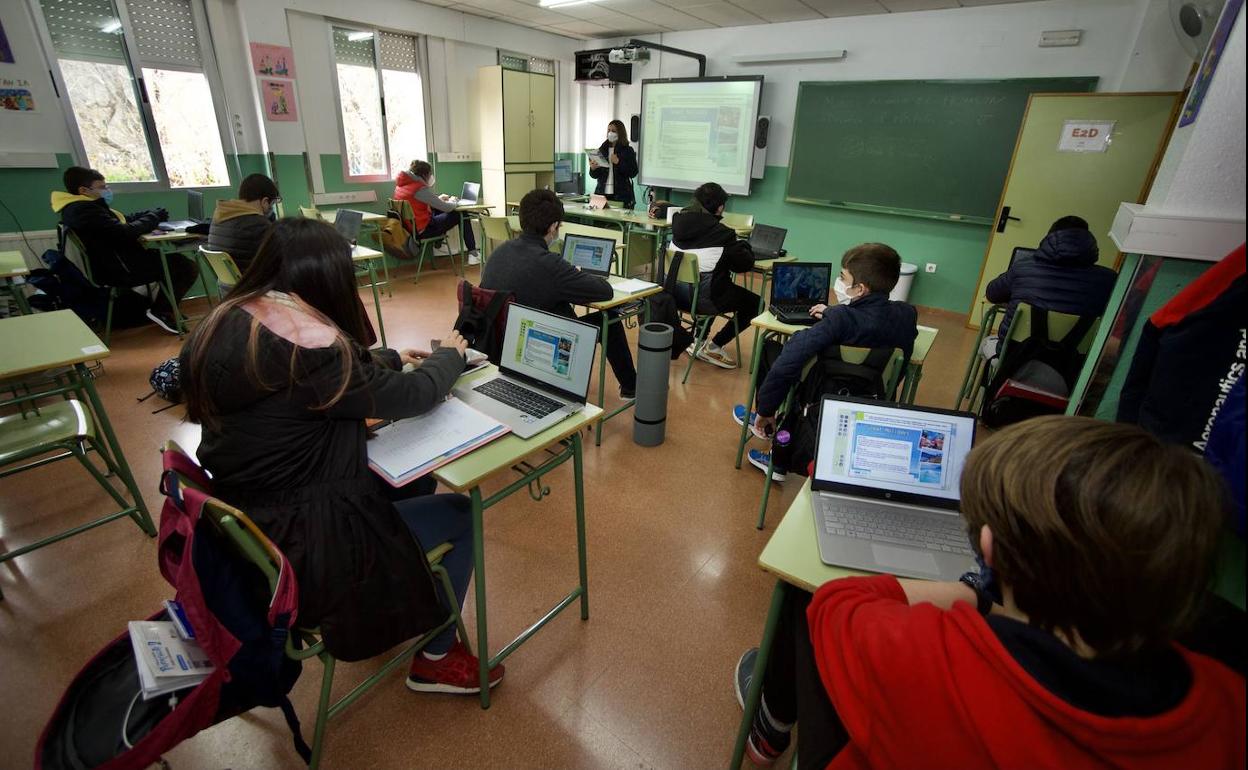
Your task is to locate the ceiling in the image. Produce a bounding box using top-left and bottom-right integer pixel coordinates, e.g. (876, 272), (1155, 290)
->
(417, 0), (1048, 41)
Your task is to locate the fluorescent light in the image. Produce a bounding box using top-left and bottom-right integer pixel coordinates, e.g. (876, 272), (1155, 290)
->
(346, 31), (374, 42)
(540, 0), (600, 7)
(99, 19), (123, 34)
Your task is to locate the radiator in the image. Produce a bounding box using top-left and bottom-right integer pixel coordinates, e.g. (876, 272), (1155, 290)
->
(0, 229), (59, 268)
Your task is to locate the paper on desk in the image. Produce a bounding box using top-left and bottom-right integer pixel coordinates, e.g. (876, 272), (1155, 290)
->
(611, 277), (658, 294)
(367, 397), (509, 486)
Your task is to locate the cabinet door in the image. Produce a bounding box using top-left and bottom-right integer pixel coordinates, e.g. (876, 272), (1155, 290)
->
(503, 69), (531, 162)
(528, 73), (555, 163)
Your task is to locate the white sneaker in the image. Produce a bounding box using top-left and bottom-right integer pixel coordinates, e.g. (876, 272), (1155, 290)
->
(696, 342), (737, 369)
(467, 250), (482, 266)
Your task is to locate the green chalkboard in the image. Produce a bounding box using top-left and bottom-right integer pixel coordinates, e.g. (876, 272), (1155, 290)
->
(785, 78), (1097, 224)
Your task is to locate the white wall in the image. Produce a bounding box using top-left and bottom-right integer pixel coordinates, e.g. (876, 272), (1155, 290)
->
(0, 1), (72, 156)
(589, 0), (1192, 167)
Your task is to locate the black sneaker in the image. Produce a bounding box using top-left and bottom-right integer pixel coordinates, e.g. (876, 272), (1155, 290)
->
(735, 648), (791, 766)
(620, 385), (636, 399)
(146, 308), (180, 335)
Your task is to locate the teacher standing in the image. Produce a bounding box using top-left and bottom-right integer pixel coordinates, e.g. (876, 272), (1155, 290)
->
(588, 120), (638, 209)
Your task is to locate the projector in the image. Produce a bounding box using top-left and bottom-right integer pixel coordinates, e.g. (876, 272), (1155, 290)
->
(608, 47), (650, 64)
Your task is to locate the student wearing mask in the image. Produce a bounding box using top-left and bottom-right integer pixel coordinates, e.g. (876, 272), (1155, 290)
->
(206, 173), (281, 275)
(393, 160), (480, 265)
(588, 120), (638, 209)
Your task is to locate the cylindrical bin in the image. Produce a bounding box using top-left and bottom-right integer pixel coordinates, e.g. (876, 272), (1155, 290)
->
(889, 262), (919, 302)
(633, 322), (673, 446)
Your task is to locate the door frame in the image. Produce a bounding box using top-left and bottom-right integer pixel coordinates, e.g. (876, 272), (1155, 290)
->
(966, 91), (1184, 327)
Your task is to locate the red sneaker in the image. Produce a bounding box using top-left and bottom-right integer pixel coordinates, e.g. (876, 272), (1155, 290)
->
(406, 641), (505, 694)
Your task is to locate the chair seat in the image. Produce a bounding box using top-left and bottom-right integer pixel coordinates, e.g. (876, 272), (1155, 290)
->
(0, 400), (95, 466)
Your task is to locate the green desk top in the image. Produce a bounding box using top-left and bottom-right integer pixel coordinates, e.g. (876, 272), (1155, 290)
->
(322, 208), (387, 222)
(433, 365), (603, 492)
(351, 245), (384, 261)
(759, 479), (867, 592)
(1, 250), (30, 279)
(749, 311), (938, 366)
(587, 278), (662, 310)
(140, 231), (202, 244)
(562, 202), (669, 229)
(0, 310), (109, 379)
(752, 256), (798, 273)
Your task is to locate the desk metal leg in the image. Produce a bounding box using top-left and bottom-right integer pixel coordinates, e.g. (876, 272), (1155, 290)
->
(573, 431), (589, 620)
(77, 364), (155, 536)
(6, 278), (33, 315)
(901, 363), (923, 405)
(730, 581), (786, 770)
(155, 245), (186, 336)
(736, 330), (767, 469)
(470, 486), (491, 708)
(367, 263), (387, 348)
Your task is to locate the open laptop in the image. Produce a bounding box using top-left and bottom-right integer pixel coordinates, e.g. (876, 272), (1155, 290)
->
(159, 190), (207, 231)
(554, 159), (583, 198)
(449, 181), (480, 207)
(334, 209), (363, 245)
(749, 223), (787, 260)
(453, 304), (599, 439)
(811, 396), (979, 581)
(1009, 246), (1036, 267)
(770, 262), (832, 325)
(562, 233), (615, 276)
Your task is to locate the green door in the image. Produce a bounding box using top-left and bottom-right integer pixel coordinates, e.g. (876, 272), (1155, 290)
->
(968, 93), (1179, 328)
(503, 68), (531, 162)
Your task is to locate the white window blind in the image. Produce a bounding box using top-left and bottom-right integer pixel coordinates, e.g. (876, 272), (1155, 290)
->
(379, 31), (418, 73)
(333, 29), (376, 67)
(500, 50), (554, 75)
(126, 0), (203, 68)
(39, 0), (127, 62)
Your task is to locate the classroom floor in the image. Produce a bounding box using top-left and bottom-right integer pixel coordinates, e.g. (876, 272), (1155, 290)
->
(0, 263), (977, 770)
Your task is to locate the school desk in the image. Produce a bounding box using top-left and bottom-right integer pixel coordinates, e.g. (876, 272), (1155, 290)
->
(323, 209), (392, 296)
(139, 230), (213, 335)
(351, 245), (387, 348)
(432, 364), (603, 708)
(0, 250), (32, 315)
(733, 313), (939, 470)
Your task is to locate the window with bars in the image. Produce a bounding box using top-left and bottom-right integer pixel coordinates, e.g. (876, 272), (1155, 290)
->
(500, 51), (554, 75)
(332, 27), (428, 183)
(33, 0), (230, 188)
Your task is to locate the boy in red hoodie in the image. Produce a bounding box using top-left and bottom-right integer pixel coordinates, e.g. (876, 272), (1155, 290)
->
(736, 415), (1245, 769)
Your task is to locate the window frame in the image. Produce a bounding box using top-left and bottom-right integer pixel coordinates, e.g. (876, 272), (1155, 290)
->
(27, 0), (237, 192)
(327, 22), (433, 185)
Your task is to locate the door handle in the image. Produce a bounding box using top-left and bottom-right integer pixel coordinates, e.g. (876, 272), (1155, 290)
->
(996, 206), (1021, 233)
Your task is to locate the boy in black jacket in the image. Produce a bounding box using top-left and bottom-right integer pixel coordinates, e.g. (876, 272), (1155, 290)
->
(52, 166), (197, 333)
(480, 189), (638, 397)
(736, 243), (918, 481)
(670, 182), (757, 369)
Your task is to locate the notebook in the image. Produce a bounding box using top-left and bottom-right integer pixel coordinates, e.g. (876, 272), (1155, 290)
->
(367, 397), (509, 486)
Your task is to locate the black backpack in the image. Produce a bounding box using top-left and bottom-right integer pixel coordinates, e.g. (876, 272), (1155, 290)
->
(982, 307), (1096, 428)
(453, 280), (513, 364)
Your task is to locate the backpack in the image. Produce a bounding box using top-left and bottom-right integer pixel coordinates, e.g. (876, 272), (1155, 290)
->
(780, 345), (898, 476)
(982, 307), (1096, 428)
(379, 213), (413, 261)
(137, 356), (183, 413)
(32, 235), (150, 327)
(453, 279), (513, 364)
(644, 291), (695, 360)
(37, 448), (310, 769)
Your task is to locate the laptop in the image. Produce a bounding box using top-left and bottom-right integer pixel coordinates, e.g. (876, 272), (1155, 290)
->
(769, 262), (832, 325)
(159, 190), (208, 231)
(811, 396), (979, 581)
(749, 223), (787, 260)
(555, 159), (583, 198)
(452, 304), (599, 439)
(449, 181), (480, 207)
(334, 209), (363, 245)
(1009, 246), (1036, 267)
(562, 233), (615, 276)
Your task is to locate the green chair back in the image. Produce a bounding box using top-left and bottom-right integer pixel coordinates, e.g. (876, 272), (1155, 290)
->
(198, 247), (242, 292)
(838, 345), (907, 397)
(61, 228), (96, 284)
(480, 216), (513, 244)
(721, 211), (754, 232)
(1005, 302), (1102, 355)
(671, 250), (701, 285)
(299, 206), (323, 220)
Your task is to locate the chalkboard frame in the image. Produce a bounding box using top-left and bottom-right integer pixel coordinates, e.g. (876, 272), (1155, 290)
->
(784, 77), (1098, 225)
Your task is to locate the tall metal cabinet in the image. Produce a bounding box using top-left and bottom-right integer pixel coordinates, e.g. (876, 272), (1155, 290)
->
(479, 65), (555, 206)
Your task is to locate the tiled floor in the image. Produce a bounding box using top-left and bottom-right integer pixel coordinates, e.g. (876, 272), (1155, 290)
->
(0, 264), (977, 770)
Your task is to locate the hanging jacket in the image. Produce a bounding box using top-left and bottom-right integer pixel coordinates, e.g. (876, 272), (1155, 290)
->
(985, 228), (1117, 349)
(51, 191), (162, 285)
(181, 305), (466, 661)
(206, 200), (273, 273)
(393, 171), (454, 234)
(588, 141), (638, 206)
(670, 200), (755, 310)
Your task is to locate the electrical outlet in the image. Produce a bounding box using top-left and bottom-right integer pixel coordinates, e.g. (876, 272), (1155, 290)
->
(925, 262), (938, 273)
(312, 191), (378, 205)
(437, 152), (478, 163)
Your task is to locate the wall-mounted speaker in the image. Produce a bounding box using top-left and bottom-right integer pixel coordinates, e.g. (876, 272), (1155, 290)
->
(630, 114), (641, 143)
(755, 116), (770, 149)
(752, 115), (770, 180)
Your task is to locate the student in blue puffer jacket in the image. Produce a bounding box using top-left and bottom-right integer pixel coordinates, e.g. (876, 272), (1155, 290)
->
(981, 216), (1118, 358)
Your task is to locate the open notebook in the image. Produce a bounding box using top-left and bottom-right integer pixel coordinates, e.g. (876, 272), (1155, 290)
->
(367, 397), (510, 486)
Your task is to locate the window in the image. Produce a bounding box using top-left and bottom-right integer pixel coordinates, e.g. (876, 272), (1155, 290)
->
(332, 27), (429, 183)
(35, 0), (230, 188)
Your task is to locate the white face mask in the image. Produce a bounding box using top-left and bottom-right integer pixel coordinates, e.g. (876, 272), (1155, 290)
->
(833, 277), (856, 305)
(606, 131), (618, 142)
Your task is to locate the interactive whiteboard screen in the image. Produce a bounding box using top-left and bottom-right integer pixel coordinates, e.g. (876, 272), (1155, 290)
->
(640, 77), (762, 195)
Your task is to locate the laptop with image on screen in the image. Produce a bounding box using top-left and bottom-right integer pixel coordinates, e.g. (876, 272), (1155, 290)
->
(159, 190), (208, 231)
(562, 233), (615, 276)
(769, 262), (832, 326)
(749, 223), (787, 260)
(452, 304), (600, 439)
(333, 209), (363, 245)
(811, 395), (979, 581)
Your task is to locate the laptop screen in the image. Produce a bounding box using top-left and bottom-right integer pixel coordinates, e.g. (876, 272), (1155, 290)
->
(500, 304), (598, 402)
(1009, 246), (1035, 267)
(749, 223), (787, 253)
(187, 190), (204, 221)
(554, 159), (573, 184)
(771, 263), (831, 305)
(813, 397), (977, 509)
(334, 209), (362, 243)
(562, 234), (614, 274)
(460, 182), (480, 203)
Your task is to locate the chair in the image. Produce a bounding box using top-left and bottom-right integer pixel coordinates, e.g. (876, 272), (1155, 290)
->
(671, 251), (742, 384)
(198, 246), (242, 300)
(162, 442), (468, 770)
(60, 227), (121, 345)
(479, 216), (514, 265)
(299, 206), (323, 220)
(952, 302), (1101, 412)
(721, 211), (755, 234)
(389, 199), (459, 283)
(753, 347), (905, 529)
(0, 400), (156, 599)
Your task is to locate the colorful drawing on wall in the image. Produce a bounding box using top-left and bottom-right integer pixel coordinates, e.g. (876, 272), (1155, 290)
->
(1, 88), (35, 111)
(1179, 0), (1243, 127)
(262, 79), (296, 122)
(250, 42), (296, 79)
(0, 18), (14, 64)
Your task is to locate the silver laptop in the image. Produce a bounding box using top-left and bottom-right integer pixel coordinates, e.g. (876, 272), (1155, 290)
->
(453, 182), (481, 207)
(160, 190), (207, 231)
(811, 396), (979, 581)
(334, 209), (363, 244)
(453, 304), (599, 439)
(562, 233), (615, 276)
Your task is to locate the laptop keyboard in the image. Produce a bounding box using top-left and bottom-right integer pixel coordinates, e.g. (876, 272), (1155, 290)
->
(474, 379), (563, 418)
(772, 303), (812, 317)
(820, 502), (974, 555)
